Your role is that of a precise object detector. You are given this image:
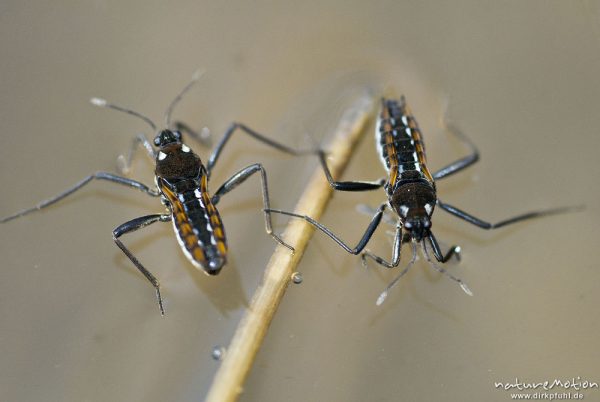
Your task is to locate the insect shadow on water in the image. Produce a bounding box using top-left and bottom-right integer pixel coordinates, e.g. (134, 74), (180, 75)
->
(1, 71), (315, 315)
(267, 96), (581, 305)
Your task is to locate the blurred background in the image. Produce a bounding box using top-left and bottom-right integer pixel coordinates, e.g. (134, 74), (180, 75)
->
(1, 1), (599, 401)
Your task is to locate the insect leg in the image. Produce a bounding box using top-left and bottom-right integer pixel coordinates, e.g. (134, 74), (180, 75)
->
(265, 203), (387, 255)
(360, 224), (404, 268)
(211, 163), (295, 252)
(117, 133), (156, 175)
(318, 150), (386, 191)
(428, 232), (461, 263)
(206, 122), (314, 177)
(1, 172), (159, 223)
(422, 239), (472, 296)
(375, 241), (419, 306)
(356, 203), (397, 226)
(432, 123), (479, 180)
(113, 214), (171, 315)
(173, 121), (212, 147)
(437, 200), (580, 230)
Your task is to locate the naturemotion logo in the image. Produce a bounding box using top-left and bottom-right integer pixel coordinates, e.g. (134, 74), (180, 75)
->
(494, 377), (598, 392)
(494, 377), (598, 400)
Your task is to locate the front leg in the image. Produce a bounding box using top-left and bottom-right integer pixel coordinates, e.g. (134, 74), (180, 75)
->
(422, 238), (472, 296)
(173, 121), (212, 147)
(427, 232), (461, 263)
(361, 224), (404, 269)
(117, 133), (157, 175)
(356, 203), (397, 226)
(211, 163), (294, 252)
(375, 240), (419, 306)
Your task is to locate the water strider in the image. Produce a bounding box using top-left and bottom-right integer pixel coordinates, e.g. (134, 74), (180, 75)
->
(1, 71), (314, 314)
(267, 96), (578, 304)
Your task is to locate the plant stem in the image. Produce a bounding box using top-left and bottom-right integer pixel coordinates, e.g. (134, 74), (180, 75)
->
(205, 94), (375, 402)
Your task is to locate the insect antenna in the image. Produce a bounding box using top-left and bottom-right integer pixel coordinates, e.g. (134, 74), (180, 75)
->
(376, 241), (418, 306)
(90, 97), (157, 132)
(164, 69), (205, 129)
(421, 240), (473, 296)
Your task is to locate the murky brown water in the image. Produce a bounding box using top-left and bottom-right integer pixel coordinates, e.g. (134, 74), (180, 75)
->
(1, 2), (599, 401)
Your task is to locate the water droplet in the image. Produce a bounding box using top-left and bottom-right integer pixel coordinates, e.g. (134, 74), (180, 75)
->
(291, 272), (303, 284)
(212, 346), (226, 361)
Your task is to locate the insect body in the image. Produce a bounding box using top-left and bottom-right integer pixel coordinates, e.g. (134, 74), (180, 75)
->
(268, 96), (576, 304)
(376, 97), (437, 243)
(154, 131), (227, 273)
(2, 73), (308, 314)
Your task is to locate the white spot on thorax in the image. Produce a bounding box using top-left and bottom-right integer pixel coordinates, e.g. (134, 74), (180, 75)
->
(424, 203), (433, 215)
(181, 144), (191, 152)
(399, 205), (409, 217)
(158, 151), (167, 160)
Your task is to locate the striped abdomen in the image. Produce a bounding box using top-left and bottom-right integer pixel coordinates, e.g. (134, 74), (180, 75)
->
(376, 97), (434, 188)
(160, 175), (227, 274)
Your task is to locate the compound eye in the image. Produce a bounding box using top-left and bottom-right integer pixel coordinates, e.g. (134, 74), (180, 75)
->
(423, 219), (431, 228)
(153, 136), (161, 146)
(404, 221), (413, 229)
(174, 131), (182, 141)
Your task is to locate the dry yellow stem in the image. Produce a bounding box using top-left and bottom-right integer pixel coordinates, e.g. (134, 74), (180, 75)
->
(205, 94), (375, 402)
